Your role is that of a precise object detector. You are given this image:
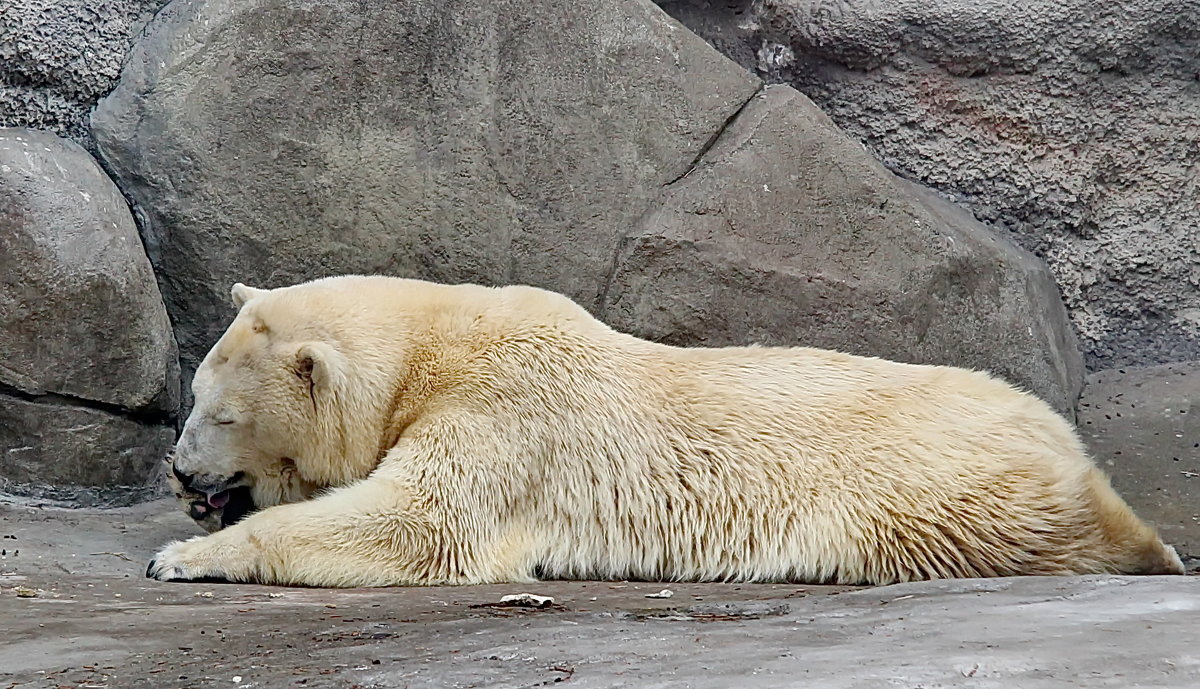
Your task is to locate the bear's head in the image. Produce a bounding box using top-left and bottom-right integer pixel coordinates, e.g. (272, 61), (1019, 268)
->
(167, 281), (370, 532)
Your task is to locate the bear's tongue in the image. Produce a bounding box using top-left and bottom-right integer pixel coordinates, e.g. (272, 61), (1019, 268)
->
(207, 490), (231, 509)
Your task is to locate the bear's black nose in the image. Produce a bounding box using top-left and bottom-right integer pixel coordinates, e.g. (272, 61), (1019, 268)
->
(171, 464), (195, 491)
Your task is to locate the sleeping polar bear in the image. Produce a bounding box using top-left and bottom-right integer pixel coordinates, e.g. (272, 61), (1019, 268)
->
(149, 275), (1184, 586)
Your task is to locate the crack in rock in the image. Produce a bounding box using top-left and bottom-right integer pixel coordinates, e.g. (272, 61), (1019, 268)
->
(663, 82), (765, 187)
(0, 381), (175, 428)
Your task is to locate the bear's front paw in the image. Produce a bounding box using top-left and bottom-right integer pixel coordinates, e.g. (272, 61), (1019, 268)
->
(146, 534), (257, 583)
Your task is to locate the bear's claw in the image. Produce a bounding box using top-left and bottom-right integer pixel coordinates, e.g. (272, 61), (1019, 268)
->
(145, 535), (250, 583)
(145, 557), (190, 581)
(146, 557), (228, 582)
(145, 535), (229, 583)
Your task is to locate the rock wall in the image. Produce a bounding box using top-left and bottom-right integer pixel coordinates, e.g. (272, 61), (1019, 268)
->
(657, 0), (1200, 371)
(602, 85), (1082, 412)
(7, 0), (1191, 517)
(90, 0), (1082, 413)
(0, 0), (168, 149)
(0, 128), (178, 505)
(1078, 363), (1200, 556)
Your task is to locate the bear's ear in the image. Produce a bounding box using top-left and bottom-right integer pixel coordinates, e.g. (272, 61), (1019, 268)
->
(231, 283), (268, 309)
(293, 342), (344, 394)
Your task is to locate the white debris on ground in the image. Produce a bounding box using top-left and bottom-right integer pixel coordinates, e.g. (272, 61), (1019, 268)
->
(499, 593), (555, 608)
(645, 589), (674, 599)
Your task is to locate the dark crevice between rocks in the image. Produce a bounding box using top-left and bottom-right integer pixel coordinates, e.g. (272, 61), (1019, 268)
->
(0, 380), (176, 429)
(662, 81), (765, 188)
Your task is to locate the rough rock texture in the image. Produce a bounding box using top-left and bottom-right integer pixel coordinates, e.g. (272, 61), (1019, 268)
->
(0, 398), (175, 506)
(732, 0), (1199, 371)
(0, 128), (179, 411)
(93, 0), (1083, 413)
(0, 0), (168, 147)
(92, 0), (762, 391)
(2, 501), (1199, 689)
(1078, 363), (1200, 558)
(0, 128), (178, 504)
(602, 85), (1083, 413)
(656, 0), (761, 69)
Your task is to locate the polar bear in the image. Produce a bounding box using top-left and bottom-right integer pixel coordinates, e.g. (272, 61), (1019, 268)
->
(148, 275), (1184, 586)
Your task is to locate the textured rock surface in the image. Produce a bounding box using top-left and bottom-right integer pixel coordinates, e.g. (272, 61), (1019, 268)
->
(0, 398), (174, 506)
(0, 128), (178, 503)
(92, 0), (761, 387)
(0, 0), (168, 147)
(0, 128), (179, 411)
(602, 85), (1084, 414)
(1078, 363), (1200, 557)
(2, 503), (1199, 689)
(656, 0), (760, 69)
(734, 0), (1200, 370)
(94, 0), (1082, 413)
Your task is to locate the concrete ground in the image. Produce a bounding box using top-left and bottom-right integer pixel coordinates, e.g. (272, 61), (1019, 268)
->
(2, 499), (1199, 689)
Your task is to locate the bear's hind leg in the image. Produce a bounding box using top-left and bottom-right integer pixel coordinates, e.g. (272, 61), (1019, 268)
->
(1080, 468), (1185, 576)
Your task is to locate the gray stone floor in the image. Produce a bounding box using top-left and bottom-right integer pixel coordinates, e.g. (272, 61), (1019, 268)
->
(2, 499), (1198, 688)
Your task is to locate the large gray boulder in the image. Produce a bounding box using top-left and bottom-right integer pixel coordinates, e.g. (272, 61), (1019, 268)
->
(740, 0), (1200, 371)
(1078, 363), (1200, 558)
(601, 85), (1083, 414)
(0, 0), (168, 147)
(93, 0), (1082, 413)
(0, 128), (178, 504)
(0, 128), (179, 411)
(92, 0), (761, 386)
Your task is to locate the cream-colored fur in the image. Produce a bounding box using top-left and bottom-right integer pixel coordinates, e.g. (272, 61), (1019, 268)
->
(149, 275), (1184, 587)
